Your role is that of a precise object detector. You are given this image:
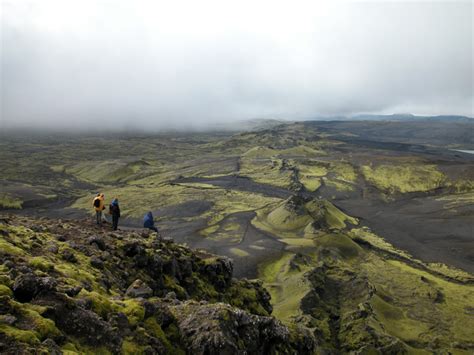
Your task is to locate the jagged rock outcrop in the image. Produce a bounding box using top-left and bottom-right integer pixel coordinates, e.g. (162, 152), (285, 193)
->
(0, 215), (316, 354)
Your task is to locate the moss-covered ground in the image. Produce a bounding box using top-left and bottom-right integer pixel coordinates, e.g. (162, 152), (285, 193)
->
(1, 121), (473, 352)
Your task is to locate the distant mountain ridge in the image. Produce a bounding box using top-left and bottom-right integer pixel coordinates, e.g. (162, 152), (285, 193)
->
(310, 113), (473, 122)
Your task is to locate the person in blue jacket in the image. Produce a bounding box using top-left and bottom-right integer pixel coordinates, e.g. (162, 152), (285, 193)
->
(143, 211), (158, 232)
(109, 198), (121, 231)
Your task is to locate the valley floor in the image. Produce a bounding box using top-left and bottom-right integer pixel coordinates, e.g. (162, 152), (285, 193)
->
(1, 121), (473, 352)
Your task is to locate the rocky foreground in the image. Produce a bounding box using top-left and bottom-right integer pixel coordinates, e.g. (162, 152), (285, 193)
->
(1, 213), (474, 354)
(0, 215), (314, 354)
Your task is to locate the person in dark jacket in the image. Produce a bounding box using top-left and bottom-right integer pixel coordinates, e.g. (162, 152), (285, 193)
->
(109, 198), (121, 231)
(143, 211), (158, 232)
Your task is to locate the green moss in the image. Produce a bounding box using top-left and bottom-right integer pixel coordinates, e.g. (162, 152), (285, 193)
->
(61, 342), (80, 354)
(0, 324), (39, 344)
(296, 161), (328, 192)
(0, 193), (23, 209)
(121, 299), (145, 326)
(50, 164), (65, 173)
(225, 284), (269, 316)
(0, 275), (12, 288)
(9, 300), (60, 340)
(143, 317), (183, 353)
(121, 338), (148, 355)
(163, 275), (187, 299)
(32, 314), (60, 340)
(191, 274), (219, 299)
(223, 223), (240, 232)
(29, 256), (55, 272)
(363, 257), (474, 348)
(331, 161), (357, 182)
(0, 239), (26, 256)
(0, 284), (13, 297)
(55, 262), (99, 291)
(258, 251), (315, 322)
(349, 227), (412, 259)
(77, 289), (119, 318)
(324, 178), (354, 192)
(199, 224), (220, 237)
(361, 163), (446, 193)
(229, 248), (249, 257)
(266, 204), (312, 232)
(315, 233), (363, 260)
(436, 192), (474, 209)
(306, 200), (358, 230)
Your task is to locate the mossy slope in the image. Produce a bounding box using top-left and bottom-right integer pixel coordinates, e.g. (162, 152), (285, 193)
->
(0, 215), (313, 354)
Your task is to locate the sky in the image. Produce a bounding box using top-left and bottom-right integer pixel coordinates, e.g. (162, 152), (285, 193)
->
(1, 0), (473, 130)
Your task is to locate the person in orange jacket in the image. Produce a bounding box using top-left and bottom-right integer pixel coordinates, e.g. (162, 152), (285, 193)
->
(92, 193), (105, 225)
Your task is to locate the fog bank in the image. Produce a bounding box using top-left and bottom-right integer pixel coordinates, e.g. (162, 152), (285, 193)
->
(1, 0), (472, 130)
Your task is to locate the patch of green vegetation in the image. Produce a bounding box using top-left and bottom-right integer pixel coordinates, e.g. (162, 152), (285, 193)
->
(253, 198), (357, 246)
(143, 317), (184, 354)
(307, 200), (358, 230)
(163, 275), (187, 299)
(229, 247), (249, 257)
(299, 176), (321, 192)
(331, 161), (357, 182)
(364, 257), (474, 348)
(350, 227), (473, 283)
(323, 178), (354, 192)
(29, 256), (55, 272)
(266, 203), (312, 232)
(449, 179), (474, 193)
(436, 192), (474, 209)
(315, 233), (363, 260)
(349, 227), (412, 259)
(77, 289), (119, 319)
(61, 342), (80, 354)
(0, 324), (39, 344)
(0, 238), (26, 256)
(259, 251), (314, 322)
(239, 157), (293, 189)
(224, 282), (269, 316)
(361, 163), (446, 193)
(50, 164), (65, 173)
(0, 193), (22, 209)
(0, 284), (12, 297)
(0, 224), (45, 255)
(9, 299), (60, 340)
(280, 238), (315, 248)
(199, 224), (220, 237)
(55, 261), (100, 291)
(66, 159), (151, 184)
(121, 338), (149, 355)
(223, 222), (240, 232)
(121, 299), (145, 326)
(371, 294), (429, 342)
(175, 182), (220, 190)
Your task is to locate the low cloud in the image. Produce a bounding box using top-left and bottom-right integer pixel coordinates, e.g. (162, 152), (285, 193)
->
(1, 0), (472, 130)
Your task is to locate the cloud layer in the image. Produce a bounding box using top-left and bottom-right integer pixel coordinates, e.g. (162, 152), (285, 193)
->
(1, 0), (472, 130)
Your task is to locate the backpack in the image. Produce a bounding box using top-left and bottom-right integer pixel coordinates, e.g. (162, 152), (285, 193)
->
(93, 198), (101, 208)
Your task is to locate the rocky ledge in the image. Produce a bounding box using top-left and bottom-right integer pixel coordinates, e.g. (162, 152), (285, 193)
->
(0, 215), (315, 354)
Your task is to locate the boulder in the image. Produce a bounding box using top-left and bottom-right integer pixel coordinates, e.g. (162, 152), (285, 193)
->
(90, 256), (104, 269)
(13, 273), (57, 302)
(126, 279), (153, 298)
(170, 301), (312, 354)
(60, 249), (77, 263)
(87, 236), (106, 251)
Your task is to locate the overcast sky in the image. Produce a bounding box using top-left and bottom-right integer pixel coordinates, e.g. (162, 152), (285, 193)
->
(1, 0), (473, 130)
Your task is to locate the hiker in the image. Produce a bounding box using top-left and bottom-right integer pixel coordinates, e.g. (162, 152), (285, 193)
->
(92, 193), (105, 225)
(143, 211), (158, 232)
(109, 198), (121, 231)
